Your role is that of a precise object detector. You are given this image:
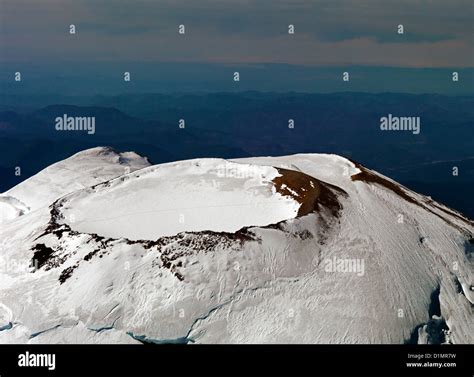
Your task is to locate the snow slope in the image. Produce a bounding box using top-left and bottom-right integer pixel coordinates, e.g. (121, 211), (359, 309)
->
(0, 196), (29, 224)
(0, 147), (472, 344)
(2, 147), (150, 214)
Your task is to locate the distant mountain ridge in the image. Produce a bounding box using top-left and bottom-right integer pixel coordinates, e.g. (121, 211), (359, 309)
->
(1, 92), (473, 217)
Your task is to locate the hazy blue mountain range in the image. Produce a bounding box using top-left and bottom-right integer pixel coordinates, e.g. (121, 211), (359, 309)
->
(1, 92), (473, 217)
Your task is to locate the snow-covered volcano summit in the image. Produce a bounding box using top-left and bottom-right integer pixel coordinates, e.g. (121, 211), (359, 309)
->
(0, 147), (472, 344)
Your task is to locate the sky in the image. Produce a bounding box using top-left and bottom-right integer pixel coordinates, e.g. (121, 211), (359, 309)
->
(0, 0), (473, 93)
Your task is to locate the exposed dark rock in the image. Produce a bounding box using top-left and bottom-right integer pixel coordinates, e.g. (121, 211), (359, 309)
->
(30, 244), (55, 270)
(59, 264), (78, 284)
(273, 167), (346, 217)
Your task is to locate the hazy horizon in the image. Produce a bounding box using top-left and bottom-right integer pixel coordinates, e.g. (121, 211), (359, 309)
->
(1, 0), (473, 95)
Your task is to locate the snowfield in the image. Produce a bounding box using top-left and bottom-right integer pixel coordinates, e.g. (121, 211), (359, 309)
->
(3, 147), (151, 213)
(0, 147), (472, 344)
(59, 160), (300, 240)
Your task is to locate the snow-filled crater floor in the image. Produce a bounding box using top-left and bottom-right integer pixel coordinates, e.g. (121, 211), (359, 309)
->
(59, 160), (301, 240)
